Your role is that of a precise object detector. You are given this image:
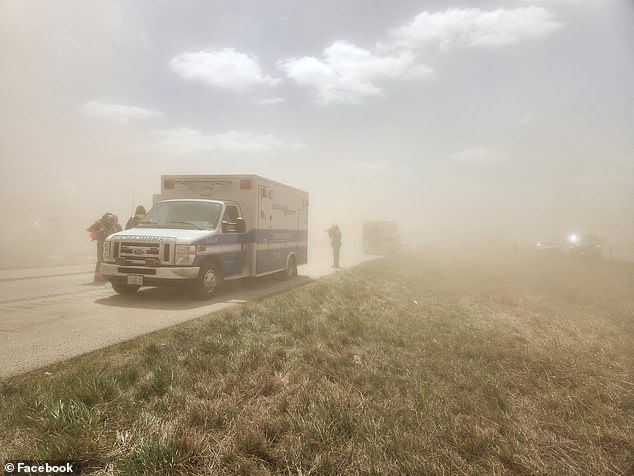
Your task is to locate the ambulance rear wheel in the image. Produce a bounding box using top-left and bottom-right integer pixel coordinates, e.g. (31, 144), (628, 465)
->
(194, 261), (223, 299)
(111, 281), (140, 295)
(282, 255), (297, 280)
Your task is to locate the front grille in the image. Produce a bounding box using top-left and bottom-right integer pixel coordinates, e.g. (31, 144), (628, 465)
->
(112, 238), (175, 265)
(121, 243), (159, 255)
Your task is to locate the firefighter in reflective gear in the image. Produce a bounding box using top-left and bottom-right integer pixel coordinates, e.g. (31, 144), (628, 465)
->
(125, 205), (146, 230)
(87, 212), (118, 281)
(327, 223), (342, 268)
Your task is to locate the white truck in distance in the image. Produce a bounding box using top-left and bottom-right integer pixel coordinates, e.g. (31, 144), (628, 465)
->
(101, 175), (309, 298)
(362, 220), (401, 255)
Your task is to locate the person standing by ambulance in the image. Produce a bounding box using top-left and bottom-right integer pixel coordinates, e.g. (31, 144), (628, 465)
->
(327, 223), (342, 268)
(87, 212), (118, 282)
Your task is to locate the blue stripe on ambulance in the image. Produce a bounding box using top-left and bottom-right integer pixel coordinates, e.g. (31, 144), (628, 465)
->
(192, 229), (307, 276)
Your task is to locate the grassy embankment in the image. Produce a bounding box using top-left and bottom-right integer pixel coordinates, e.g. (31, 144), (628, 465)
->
(1, 249), (632, 475)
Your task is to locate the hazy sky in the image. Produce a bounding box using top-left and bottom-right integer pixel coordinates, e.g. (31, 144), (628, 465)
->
(1, 0), (632, 263)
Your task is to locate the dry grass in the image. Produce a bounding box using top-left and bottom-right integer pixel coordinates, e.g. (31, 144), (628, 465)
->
(1, 248), (632, 475)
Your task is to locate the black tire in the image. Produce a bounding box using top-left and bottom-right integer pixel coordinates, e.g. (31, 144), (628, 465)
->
(111, 280), (140, 295)
(193, 260), (223, 299)
(281, 255), (297, 280)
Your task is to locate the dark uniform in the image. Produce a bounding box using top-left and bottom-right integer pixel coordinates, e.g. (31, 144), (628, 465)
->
(87, 213), (118, 281)
(328, 224), (342, 268)
(126, 205), (147, 230)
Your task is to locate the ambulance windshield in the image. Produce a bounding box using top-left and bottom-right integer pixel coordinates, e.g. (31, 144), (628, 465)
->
(139, 201), (223, 230)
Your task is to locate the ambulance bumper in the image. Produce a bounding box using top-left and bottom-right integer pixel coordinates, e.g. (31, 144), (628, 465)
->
(100, 263), (200, 281)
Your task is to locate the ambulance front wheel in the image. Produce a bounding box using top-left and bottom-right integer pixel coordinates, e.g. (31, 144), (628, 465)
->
(194, 260), (223, 299)
(111, 280), (140, 295)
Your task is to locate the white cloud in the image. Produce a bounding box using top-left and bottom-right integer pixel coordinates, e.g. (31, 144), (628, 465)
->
(450, 148), (507, 162)
(170, 48), (281, 91)
(390, 7), (563, 50)
(150, 128), (305, 154)
(278, 41), (433, 105)
(81, 101), (162, 122)
(259, 97), (286, 105)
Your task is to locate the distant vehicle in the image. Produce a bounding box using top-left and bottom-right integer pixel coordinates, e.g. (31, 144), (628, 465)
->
(100, 175), (309, 298)
(362, 220), (401, 255)
(533, 240), (561, 254)
(567, 233), (604, 259)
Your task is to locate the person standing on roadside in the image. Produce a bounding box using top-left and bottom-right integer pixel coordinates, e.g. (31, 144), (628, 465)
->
(327, 223), (342, 268)
(87, 212), (118, 282)
(125, 205), (146, 230)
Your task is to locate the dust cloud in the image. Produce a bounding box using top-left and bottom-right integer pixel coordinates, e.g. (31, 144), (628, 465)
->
(1, 1), (632, 268)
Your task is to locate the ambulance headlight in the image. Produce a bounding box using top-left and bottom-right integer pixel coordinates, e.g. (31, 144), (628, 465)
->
(103, 241), (110, 260)
(175, 245), (196, 265)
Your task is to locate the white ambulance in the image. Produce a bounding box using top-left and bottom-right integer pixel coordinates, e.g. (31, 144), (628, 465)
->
(101, 175), (309, 298)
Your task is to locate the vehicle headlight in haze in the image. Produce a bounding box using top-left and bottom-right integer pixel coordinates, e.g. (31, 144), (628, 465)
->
(175, 245), (196, 265)
(569, 234), (578, 244)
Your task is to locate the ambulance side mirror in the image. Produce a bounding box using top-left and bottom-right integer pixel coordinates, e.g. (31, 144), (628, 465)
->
(222, 218), (246, 233)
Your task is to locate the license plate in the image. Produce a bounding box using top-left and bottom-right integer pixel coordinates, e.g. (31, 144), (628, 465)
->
(127, 275), (143, 286)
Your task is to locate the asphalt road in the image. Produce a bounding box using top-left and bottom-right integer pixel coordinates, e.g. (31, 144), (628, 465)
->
(0, 246), (372, 378)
